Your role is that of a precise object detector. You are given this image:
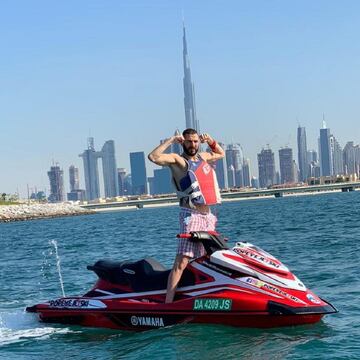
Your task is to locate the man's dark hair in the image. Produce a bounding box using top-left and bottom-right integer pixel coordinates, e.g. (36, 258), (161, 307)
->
(182, 128), (198, 137)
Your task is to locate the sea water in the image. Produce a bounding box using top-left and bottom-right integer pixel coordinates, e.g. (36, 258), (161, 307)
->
(0, 192), (359, 359)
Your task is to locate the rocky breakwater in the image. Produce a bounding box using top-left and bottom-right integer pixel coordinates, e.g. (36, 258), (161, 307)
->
(0, 203), (94, 222)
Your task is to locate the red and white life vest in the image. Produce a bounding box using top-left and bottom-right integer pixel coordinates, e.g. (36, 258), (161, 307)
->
(174, 155), (221, 207)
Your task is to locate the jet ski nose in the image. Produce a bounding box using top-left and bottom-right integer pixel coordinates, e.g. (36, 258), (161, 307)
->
(26, 305), (37, 313)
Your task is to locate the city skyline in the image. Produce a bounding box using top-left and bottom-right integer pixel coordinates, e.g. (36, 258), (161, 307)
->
(2, 1), (360, 195)
(30, 122), (360, 201)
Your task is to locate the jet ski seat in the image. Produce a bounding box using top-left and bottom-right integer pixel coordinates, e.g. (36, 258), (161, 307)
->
(87, 257), (195, 292)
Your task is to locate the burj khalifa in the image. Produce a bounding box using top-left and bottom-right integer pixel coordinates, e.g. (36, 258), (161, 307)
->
(183, 24), (200, 133)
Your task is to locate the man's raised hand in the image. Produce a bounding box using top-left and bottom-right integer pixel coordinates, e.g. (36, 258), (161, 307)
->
(199, 133), (214, 145)
(173, 135), (184, 144)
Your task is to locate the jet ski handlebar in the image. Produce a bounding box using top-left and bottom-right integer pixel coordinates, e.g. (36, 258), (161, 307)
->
(177, 231), (220, 239)
(177, 233), (192, 239)
(176, 231), (228, 255)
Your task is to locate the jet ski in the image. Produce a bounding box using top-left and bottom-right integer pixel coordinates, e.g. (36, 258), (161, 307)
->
(27, 231), (337, 330)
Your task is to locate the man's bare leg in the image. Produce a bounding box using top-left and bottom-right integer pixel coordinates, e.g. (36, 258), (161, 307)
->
(165, 254), (190, 303)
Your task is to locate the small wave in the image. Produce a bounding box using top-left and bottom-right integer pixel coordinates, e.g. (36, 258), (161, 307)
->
(0, 310), (77, 347)
(0, 326), (72, 347)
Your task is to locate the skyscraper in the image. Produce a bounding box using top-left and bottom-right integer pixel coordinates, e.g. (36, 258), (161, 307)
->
(319, 122), (332, 176)
(79, 137), (100, 200)
(101, 140), (119, 198)
(214, 142), (227, 189)
(67, 165), (85, 201)
(124, 174), (133, 195)
(307, 150), (318, 164)
(343, 142), (357, 175)
(308, 162), (321, 179)
(306, 150), (319, 180)
(130, 152), (148, 195)
(69, 165), (79, 191)
(330, 135), (344, 176)
(47, 164), (65, 202)
(153, 168), (173, 195)
(279, 147), (294, 184)
(147, 176), (155, 195)
(226, 144), (243, 187)
(242, 159), (251, 187)
(117, 168), (127, 196)
(258, 148), (276, 188)
(292, 160), (299, 183)
(297, 126), (308, 181)
(251, 176), (259, 189)
(80, 138), (119, 200)
(183, 24), (199, 132)
(227, 165), (236, 188)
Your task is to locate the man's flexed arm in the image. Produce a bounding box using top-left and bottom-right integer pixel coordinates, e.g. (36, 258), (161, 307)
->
(148, 135), (184, 166)
(199, 133), (225, 162)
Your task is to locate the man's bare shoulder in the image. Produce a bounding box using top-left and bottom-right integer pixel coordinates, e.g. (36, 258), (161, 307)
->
(200, 151), (223, 162)
(171, 153), (187, 168)
(199, 152), (212, 161)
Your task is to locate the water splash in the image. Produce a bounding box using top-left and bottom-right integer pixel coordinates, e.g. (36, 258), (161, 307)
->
(49, 240), (66, 297)
(0, 310), (76, 346)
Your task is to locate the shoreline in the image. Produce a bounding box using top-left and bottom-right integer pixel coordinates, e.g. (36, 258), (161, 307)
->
(0, 203), (94, 223)
(1, 187), (358, 222)
(85, 187), (358, 212)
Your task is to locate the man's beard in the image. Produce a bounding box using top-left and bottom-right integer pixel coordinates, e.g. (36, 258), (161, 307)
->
(183, 145), (198, 156)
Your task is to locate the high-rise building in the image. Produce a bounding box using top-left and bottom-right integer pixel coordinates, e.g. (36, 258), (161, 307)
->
(242, 158), (251, 187)
(183, 24), (199, 132)
(330, 135), (344, 176)
(307, 150), (318, 164)
(101, 140), (119, 198)
(343, 142), (360, 175)
(67, 189), (86, 201)
(215, 142), (228, 189)
(297, 126), (308, 181)
(124, 174), (133, 195)
(227, 165), (236, 188)
(356, 146), (360, 175)
(147, 177), (155, 195)
(308, 162), (321, 178)
(69, 165), (80, 191)
(68, 165), (86, 201)
(306, 150), (319, 179)
(47, 164), (65, 202)
(279, 147), (294, 184)
(153, 168), (173, 195)
(124, 174), (133, 196)
(275, 171), (281, 185)
(117, 168), (127, 196)
(319, 122), (332, 176)
(226, 144), (243, 187)
(293, 160), (299, 183)
(130, 152), (148, 195)
(258, 148), (276, 188)
(251, 176), (259, 189)
(79, 137), (101, 200)
(80, 138), (119, 200)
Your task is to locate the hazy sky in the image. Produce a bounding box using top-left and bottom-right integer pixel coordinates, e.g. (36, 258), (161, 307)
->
(1, 0), (360, 197)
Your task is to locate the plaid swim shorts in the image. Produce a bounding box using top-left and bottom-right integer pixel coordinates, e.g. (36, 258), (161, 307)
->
(177, 207), (217, 258)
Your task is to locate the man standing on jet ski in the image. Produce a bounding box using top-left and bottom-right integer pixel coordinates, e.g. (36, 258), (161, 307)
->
(148, 128), (225, 303)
